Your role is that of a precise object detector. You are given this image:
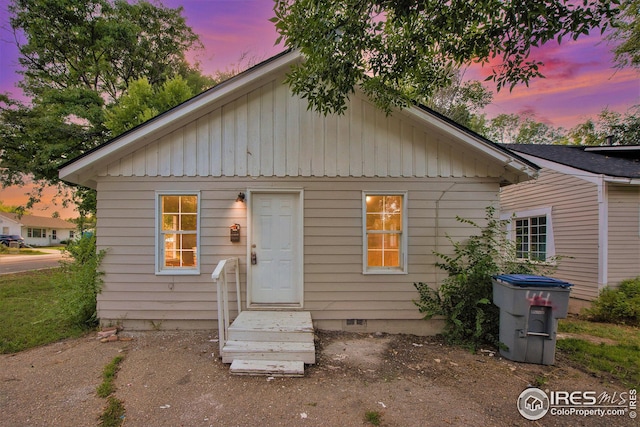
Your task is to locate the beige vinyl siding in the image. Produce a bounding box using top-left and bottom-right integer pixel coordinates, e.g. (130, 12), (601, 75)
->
(500, 168), (600, 300)
(96, 176), (499, 328)
(90, 61), (518, 330)
(607, 184), (640, 287)
(100, 76), (504, 181)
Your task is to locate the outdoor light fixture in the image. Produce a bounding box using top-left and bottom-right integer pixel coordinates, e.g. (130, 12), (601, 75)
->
(236, 192), (245, 203)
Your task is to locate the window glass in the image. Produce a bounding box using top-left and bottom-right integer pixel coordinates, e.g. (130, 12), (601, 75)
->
(159, 194), (199, 271)
(515, 216), (547, 261)
(365, 194), (404, 271)
(28, 228), (45, 238)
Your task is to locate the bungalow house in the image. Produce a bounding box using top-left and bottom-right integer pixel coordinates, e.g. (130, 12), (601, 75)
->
(59, 51), (537, 372)
(499, 144), (640, 311)
(0, 212), (76, 246)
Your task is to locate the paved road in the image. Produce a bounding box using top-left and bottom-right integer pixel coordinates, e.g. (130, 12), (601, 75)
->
(0, 249), (64, 275)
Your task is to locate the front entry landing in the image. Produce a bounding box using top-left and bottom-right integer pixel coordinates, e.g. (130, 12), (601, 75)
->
(221, 311), (315, 376)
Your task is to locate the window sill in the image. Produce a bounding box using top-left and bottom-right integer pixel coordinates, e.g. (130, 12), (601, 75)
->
(155, 269), (201, 276)
(363, 268), (408, 275)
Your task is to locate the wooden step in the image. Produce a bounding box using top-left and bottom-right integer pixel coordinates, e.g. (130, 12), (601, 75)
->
(228, 311), (314, 342)
(222, 340), (316, 364)
(230, 359), (304, 377)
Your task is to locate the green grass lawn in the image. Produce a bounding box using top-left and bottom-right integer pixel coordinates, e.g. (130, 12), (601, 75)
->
(558, 318), (640, 389)
(0, 247), (51, 255)
(0, 269), (86, 353)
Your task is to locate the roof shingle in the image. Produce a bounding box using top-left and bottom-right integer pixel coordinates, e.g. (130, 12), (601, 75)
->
(0, 212), (76, 229)
(501, 144), (640, 179)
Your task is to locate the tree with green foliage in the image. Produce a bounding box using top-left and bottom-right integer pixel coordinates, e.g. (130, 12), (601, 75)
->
(483, 113), (565, 145)
(9, 0), (202, 102)
(272, 0), (619, 115)
(104, 76), (195, 136)
(424, 70), (493, 130)
(0, 0), (214, 214)
(483, 114), (522, 144)
(0, 200), (27, 214)
(609, 0), (640, 68)
(566, 107), (640, 146)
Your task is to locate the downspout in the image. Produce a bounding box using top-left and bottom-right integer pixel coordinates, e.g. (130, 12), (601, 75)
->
(434, 183), (457, 285)
(597, 176), (608, 291)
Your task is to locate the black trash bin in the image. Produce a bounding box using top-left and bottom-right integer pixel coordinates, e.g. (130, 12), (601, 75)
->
(492, 274), (573, 365)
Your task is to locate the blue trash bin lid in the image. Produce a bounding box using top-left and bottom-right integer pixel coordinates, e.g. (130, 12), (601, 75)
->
(493, 274), (573, 288)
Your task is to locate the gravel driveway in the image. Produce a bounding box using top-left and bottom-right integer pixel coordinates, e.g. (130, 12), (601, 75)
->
(1, 330), (636, 426)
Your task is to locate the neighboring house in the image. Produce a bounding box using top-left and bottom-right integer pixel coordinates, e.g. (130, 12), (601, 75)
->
(500, 144), (640, 311)
(59, 50), (537, 334)
(0, 212), (76, 246)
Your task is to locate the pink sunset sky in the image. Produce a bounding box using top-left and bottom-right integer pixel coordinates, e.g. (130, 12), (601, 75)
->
(0, 0), (639, 217)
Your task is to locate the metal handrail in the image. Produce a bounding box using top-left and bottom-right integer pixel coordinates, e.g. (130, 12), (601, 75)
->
(211, 257), (241, 355)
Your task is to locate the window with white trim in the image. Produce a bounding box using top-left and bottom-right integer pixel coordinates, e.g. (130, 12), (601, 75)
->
(157, 193), (200, 274)
(363, 192), (407, 273)
(502, 208), (555, 263)
(515, 216), (548, 261)
(28, 228), (46, 238)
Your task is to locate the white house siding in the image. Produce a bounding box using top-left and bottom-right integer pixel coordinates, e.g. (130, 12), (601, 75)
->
(22, 228), (75, 247)
(95, 176), (500, 331)
(607, 184), (640, 287)
(500, 168), (601, 301)
(0, 216), (21, 236)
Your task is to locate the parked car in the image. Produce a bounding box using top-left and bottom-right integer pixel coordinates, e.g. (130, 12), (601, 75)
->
(0, 234), (28, 248)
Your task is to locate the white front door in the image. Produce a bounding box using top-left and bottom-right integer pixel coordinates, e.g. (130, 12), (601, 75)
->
(249, 191), (303, 306)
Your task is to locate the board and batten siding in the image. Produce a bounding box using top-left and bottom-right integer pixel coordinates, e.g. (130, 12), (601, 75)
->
(607, 184), (640, 287)
(99, 77), (505, 181)
(95, 176), (500, 330)
(500, 168), (601, 300)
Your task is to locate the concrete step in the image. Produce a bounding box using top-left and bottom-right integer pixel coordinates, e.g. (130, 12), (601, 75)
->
(228, 311), (314, 342)
(221, 340), (316, 364)
(230, 359), (304, 377)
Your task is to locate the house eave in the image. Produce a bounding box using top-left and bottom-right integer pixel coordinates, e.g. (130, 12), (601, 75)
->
(512, 152), (640, 185)
(402, 106), (539, 184)
(604, 177), (640, 185)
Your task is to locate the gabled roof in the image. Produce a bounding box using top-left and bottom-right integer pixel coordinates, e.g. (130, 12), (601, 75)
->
(59, 50), (538, 187)
(502, 144), (640, 180)
(0, 212), (76, 229)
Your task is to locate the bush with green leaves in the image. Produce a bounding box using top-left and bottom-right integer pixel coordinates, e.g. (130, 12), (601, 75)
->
(54, 234), (106, 327)
(583, 277), (640, 326)
(414, 206), (555, 349)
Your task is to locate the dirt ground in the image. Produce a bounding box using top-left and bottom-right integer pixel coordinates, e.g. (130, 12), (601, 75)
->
(1, 330), (636, 427)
